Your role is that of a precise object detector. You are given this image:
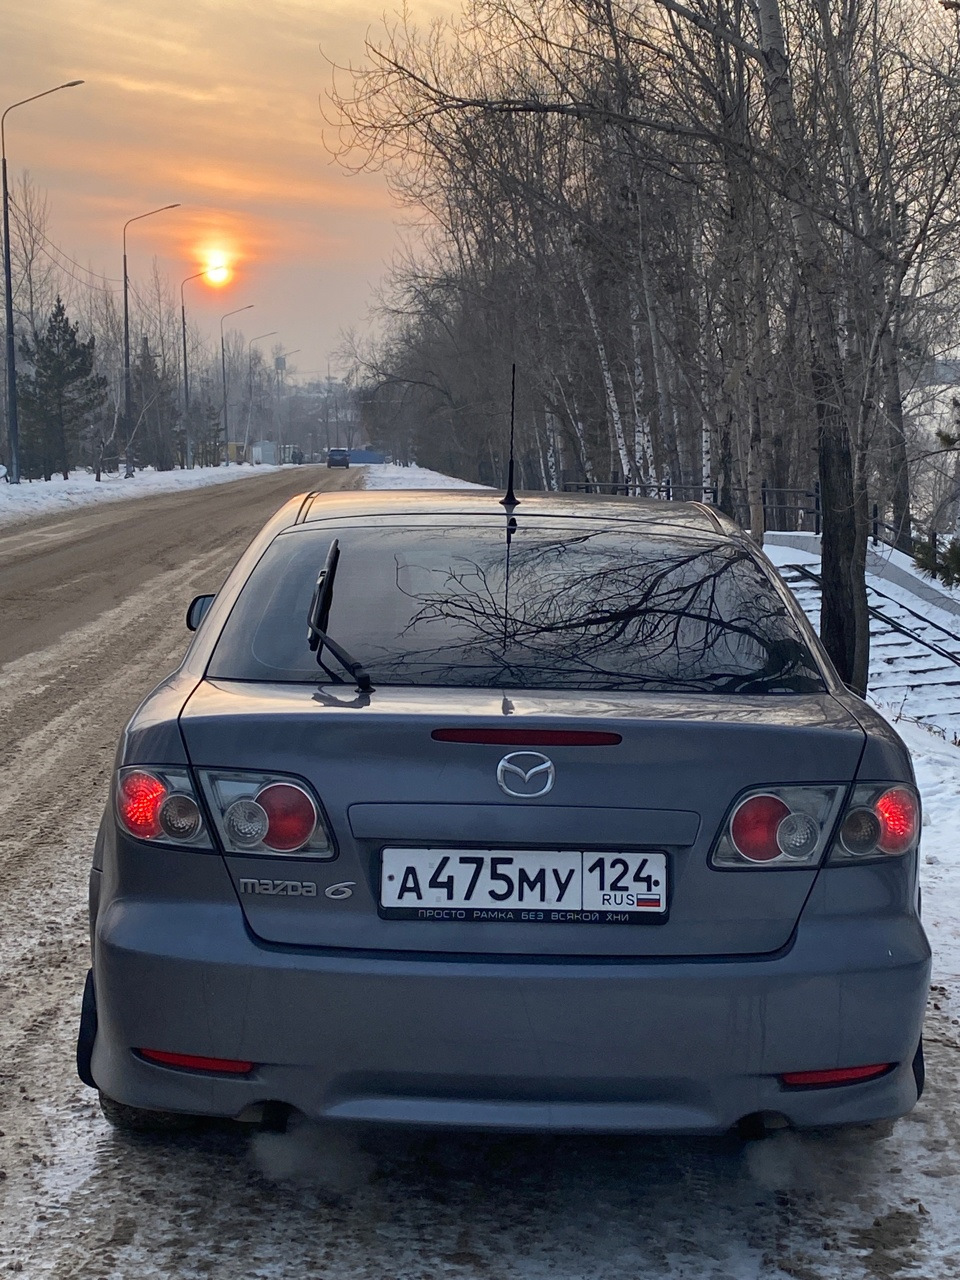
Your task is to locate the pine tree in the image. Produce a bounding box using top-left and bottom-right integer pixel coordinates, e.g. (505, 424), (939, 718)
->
(18, 297), (106, 480)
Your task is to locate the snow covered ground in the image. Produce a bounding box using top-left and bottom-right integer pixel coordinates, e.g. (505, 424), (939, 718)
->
(1, 474), (959, 1277)
(0, 461), (488, 530)
(0, 463), (302, 529)
(362, 462), (491, 489)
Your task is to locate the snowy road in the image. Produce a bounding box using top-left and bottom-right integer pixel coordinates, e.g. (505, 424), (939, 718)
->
(1, 480), (959, 1278)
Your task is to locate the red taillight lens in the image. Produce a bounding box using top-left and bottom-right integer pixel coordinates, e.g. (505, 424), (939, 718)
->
(875, 787), (919, 855)
(781, 1064), (892, 1087)
(115, 767), (210, 847)
(257, 782), (318, 852)
(139, 1049), (254, 1074)
(117, 770), (167, 839)
(830, 783), (920, 862)
(730, 794), (790, 862)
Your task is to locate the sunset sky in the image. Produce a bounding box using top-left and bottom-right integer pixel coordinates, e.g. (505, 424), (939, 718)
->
(1, 0), (438, 379)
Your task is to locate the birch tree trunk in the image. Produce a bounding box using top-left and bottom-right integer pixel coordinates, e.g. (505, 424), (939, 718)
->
(573, 257), (633, 486)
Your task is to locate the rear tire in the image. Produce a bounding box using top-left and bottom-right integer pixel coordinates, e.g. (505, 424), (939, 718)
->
(98, 1091), (201, 1133)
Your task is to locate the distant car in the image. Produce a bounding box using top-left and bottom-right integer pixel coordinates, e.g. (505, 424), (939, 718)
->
(327, 448), (350, 468)
(78, 491), (929, 1136)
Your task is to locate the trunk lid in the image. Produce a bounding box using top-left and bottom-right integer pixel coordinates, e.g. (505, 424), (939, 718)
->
(180, 681), (865, 956)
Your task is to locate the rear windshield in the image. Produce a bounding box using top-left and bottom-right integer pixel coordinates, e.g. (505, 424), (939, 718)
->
(207, 519), (824, 694)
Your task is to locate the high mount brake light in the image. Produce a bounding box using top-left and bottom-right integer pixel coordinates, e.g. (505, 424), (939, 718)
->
(115, 768), (211, 847)
(832, 783), (920, 863)
(432, 729), (622, 746)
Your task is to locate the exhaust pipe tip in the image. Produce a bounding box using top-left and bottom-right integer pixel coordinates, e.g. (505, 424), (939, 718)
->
(735, 1111), (789, 1141)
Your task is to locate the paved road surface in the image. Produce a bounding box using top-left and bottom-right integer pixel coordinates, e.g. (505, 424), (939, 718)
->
(0, 467), (957, 1279)
(0, 467), (360, 666)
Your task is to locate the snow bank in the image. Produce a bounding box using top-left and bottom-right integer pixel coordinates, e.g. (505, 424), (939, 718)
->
(362, 463), (491, 490)
(895, 719), (960, 991)
(0, 461), (490, 531)
(0, 463), (294, 530)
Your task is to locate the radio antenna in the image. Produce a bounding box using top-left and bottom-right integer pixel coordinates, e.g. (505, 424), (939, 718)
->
(500, 363), (518, 510)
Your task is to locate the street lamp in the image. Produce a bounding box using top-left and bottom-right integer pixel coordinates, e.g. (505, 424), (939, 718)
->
(274, 350), (300, 462)
(2, 80), (84, 484)
(180, 268), (215, 468)
(123, 203), (180, 476)
(243, 332), (276, 461)
(220, 305), (253, 464)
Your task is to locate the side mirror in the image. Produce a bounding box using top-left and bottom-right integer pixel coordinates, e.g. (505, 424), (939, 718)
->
(186, 594), (215, 631)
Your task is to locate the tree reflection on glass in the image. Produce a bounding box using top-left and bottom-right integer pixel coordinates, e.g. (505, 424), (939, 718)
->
(211, 521), (824, 694)
(392, 531), (822, 693)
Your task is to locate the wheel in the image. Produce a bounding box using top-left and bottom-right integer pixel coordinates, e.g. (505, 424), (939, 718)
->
(98, 1091), (202, 1133)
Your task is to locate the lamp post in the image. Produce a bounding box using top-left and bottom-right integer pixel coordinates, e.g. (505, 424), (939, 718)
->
(220, 305), (253, 464)
(123, 203), (180, 476)
(180, 268), (213, 468)
(245, 331), (276, 461)
(2, 80), (84, 484)
(274, 349), (299, 462)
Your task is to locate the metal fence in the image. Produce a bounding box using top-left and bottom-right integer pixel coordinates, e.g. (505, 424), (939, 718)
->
(562, 480), (823, 534)
(561, 479), (914, 553)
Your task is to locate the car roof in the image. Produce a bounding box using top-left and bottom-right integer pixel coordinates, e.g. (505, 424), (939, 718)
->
(291, 488), (739, 539)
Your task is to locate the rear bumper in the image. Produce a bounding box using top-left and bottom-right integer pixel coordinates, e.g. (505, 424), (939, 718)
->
(89, 895), (930, 1133)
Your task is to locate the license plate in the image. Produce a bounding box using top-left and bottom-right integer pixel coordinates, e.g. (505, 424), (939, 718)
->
(379, 848), (667, 923)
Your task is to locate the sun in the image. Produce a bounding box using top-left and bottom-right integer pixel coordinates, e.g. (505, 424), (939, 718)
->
(202, 251), (232, 286)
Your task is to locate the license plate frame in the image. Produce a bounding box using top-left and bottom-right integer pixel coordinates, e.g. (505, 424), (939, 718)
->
(379, 848), (668, 924)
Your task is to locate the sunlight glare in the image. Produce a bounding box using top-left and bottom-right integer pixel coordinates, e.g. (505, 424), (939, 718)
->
(203, 251), (232, 287)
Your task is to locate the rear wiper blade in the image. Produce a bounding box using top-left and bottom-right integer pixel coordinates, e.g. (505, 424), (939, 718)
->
(306, 538), (374, 693)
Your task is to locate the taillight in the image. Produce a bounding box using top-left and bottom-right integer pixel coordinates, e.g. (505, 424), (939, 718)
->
(830, 784), (920, 863)
(730, 794), (790, 862)
(115, 767), (211, 848)
(257, 783), (317, 851)
(711, 786), (843, 869)
(198, 770), (334, 858)
(875, 787), (919, 854)
(117, 770), (166, 839)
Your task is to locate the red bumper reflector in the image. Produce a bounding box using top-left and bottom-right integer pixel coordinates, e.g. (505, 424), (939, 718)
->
(139, 1049), (254, 1074)
(432, 728), (622, 746)
(781, 1063), (891, 1087)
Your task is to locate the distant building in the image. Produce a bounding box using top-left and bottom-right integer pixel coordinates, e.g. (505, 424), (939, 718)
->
(250, 440), (277, 465)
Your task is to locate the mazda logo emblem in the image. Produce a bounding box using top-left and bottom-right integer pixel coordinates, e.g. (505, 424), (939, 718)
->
(496, 751), (556, 799)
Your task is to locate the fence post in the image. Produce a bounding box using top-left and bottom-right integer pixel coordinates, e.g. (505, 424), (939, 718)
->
(814, 481), (821, 536)
(872, 503), (879, 546)
(932, 530), (939, 576)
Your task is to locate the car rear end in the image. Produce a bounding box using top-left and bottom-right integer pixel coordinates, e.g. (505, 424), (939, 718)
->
(83, 496), (930, 1133)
